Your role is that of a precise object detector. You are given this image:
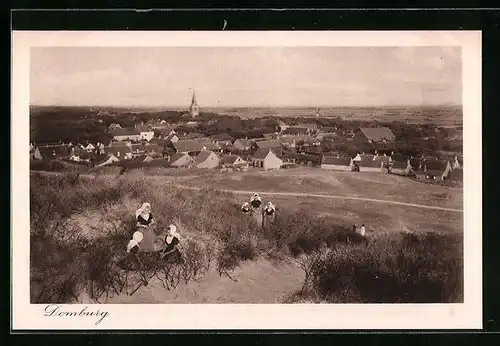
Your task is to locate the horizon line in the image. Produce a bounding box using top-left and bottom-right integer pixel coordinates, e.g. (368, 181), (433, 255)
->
(30, 103), (463, 109)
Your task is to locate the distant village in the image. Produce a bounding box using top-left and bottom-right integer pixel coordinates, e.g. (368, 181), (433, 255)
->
(30, 92), (463, 184)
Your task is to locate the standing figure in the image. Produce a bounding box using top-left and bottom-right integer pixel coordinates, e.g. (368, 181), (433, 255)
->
(263, 201), (276, 228)
(249, 193), (263, 228)
(360, 224), (366, 237)
(250, 193), (262, 209)
(135, 202), (156, 252)
(241, 202), (251, 214)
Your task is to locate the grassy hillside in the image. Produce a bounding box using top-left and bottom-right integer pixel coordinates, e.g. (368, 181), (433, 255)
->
(30, 171), (463, 304)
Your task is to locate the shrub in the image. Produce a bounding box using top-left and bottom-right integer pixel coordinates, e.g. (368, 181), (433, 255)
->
(304, 232), (463, 303)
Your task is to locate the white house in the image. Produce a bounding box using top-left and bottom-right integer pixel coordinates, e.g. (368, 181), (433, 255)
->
(251, 149), (283, 170)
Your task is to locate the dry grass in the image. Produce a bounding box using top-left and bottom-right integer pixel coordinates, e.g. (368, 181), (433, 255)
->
(178, 167), (463, 210)
(29, 171), (463, 304)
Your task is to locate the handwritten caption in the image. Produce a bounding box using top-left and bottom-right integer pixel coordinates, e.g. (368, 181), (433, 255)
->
(43, 304), (110, 325)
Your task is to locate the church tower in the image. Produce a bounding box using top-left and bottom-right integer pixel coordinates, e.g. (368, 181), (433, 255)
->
(189, 90), (200, 118)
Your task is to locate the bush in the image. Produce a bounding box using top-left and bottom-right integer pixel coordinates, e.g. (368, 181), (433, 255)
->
(302, 232), (463, 303)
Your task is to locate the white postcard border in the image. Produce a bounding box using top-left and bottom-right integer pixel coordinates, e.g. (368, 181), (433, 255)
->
(11, 30), (482, 330)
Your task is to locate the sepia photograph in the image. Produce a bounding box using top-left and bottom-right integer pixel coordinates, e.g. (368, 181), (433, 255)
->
(12, 31), (482, 329)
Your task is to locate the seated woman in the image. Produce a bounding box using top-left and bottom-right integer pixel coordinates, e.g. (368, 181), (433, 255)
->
(161, 224), (182, 263)
(126, 231), (144, 254)
(241, 202), (251, 214)
(250, 193), (262, 209)
(135, 203), (157, 253)
(136, 202), (154, 229)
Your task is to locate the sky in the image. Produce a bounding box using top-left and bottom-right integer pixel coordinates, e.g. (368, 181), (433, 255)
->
(30, 46), (462, 108)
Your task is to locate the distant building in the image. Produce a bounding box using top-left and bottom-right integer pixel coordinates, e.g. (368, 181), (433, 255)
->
(33, 145), (70, 161)
(142, 155), (154, 164)
(130, 143), (146, 157)
(173, 138), (218, 155)
(253, 139), (282, 152)
(297, 123), (319, 134)
(193, 150), (220, 169)
(190, 90), (200, 118)
(415, 158), (453, 181)
(108, 123), (123, 131)
(169, 152), (193, 167)
(356, 127), (396, 143)
(389, 159), (413, 176)
(281, 127), (308, 136)
(112, 128), (142, 142)
(233, 139), (253, 152)
(217, 140), (236, 154)
(452, 156), (463, 170)
(105, 145), (132, 160)
(159, 127), (177, 139)
(136, 125), (155, 142)
(277, 120), (290, 133)
(144, 144), (163, 157)
(221, 155), (247, 168)
(358, 153), (391, 173)
(321, 155), (353, 171)
(251, 148), (283, 170)
(96, 154), (120, 167)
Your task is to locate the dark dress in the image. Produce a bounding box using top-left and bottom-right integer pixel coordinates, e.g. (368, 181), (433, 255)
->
(162, 236), (182, 263)
(164, 236), (180, 253)
(137, 213), (153, 226)
(251, 199), (262, 208)
(137, 214), (155, 252)
(264, 207), (275, 216)
(130, 245), (139, 253)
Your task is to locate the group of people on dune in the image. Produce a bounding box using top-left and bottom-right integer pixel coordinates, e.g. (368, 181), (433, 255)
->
(125, 203), (181, 261)
(241, 193), (277, 228)
(125, 193), (277, 260)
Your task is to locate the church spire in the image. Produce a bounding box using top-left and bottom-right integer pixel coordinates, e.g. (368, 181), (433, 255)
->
(191, 90), (198, 107)
(189, 89), (200, 117)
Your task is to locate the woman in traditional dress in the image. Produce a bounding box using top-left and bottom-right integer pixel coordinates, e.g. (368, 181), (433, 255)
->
(136, 203), (154, 228)
(241, 202), (251, 214)
(126, 231), (144, 254)
(135, 202), (157, 252)
(161, 225), (182, 263)
(250, 193), (262, 209)
(263, 201), (276, 228)
(249, 193), (263, 228)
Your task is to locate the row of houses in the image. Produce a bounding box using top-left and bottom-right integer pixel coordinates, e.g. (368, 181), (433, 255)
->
(321, 152), (463, 181)
(277, 121), (396, 144)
